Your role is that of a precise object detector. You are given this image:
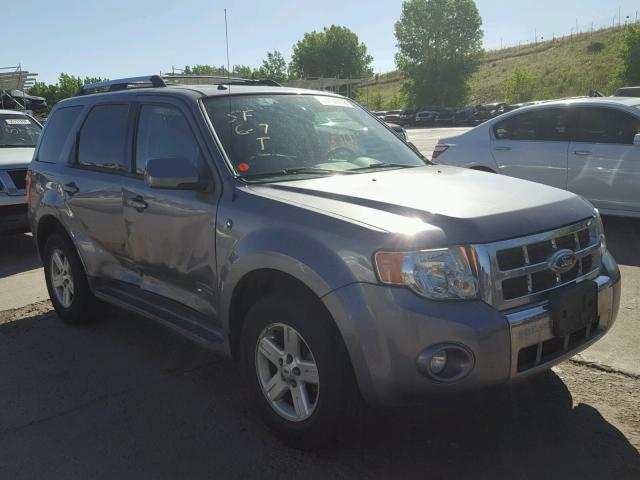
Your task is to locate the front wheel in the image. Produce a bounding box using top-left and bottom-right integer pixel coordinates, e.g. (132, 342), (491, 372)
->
(242, 294), (357, 449)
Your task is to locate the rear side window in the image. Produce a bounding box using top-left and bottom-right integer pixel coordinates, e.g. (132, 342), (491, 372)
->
(572, 107), (640, 144)
(37, 106), (82, 163)
(494, 109), (569, 141)
(135, 104), (202, 175)
(78, 104), (130, 171)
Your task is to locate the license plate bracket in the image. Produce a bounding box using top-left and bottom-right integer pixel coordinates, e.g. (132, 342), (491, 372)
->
(549, 280), (598, 337)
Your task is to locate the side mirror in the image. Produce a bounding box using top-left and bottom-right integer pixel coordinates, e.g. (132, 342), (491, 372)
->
(634, 133), (640, 146)
(144, 157), (203, 190)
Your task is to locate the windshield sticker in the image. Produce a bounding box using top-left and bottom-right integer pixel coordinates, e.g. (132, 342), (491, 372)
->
(314, 96), (354, 108)
(4, 119), (31, 125)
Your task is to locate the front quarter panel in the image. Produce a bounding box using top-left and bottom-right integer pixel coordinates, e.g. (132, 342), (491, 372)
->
(217, 181), (389, 334)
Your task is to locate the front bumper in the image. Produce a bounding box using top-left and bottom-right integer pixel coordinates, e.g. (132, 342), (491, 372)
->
(323, 270), (621, 407)
(0, 194), (29, 234)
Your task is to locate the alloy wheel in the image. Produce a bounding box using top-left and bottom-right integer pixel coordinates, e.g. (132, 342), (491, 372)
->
(50, 249), (74, 308)
(255, 323), (320, 422)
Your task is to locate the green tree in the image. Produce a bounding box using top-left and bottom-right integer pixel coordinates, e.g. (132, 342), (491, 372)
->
(183, 64), (259, 78)
(369, 90), (384, 110)
(257, 50), (288, 82)
(394, 0), (483, 107)
(502, 67), (536, 103)
(232, 65), (255, 78)
(619, 25), (640, 85)
(184, 64), (229, 75)
(290, 25), (373, 79)
(28, 73), (106, 108)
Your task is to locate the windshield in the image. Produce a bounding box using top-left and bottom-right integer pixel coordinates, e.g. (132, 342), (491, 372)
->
(203, 94), (426, 181)
(0, 114), (42, 147)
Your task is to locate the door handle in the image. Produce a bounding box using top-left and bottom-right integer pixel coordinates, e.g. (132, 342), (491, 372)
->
(62, 181), (79, 196)
(125, 195), (148, 212)
(573, 150), (592, 156)
(494, 146), (512, 151)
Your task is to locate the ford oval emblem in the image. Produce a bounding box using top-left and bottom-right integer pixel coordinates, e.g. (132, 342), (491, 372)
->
(549, 249), (577, 274)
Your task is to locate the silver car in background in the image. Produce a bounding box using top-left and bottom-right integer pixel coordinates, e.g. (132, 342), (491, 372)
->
(0, 109), (42, 234)
(433, 97), (640, 218)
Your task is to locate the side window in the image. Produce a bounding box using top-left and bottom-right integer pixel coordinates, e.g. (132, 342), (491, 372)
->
(493, 109), (568, 141)
(572, 107), (640, 144)
(37, 106), (83, 163)
(135, 105), (203, 175)
(78, 104), (130, 171)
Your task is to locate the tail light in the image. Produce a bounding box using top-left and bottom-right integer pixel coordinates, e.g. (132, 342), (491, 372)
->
(432, 144), (450, 159)
(26, 170), (32, 206)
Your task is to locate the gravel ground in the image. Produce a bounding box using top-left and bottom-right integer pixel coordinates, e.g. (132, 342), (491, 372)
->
(0, 301), (638, 479)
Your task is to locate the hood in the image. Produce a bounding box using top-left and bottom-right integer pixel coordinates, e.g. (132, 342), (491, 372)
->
(248, 165), (595, 246)
(0, 148), (34, 168)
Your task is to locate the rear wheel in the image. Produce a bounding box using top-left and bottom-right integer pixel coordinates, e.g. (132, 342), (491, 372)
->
(242, 294), (357, 449)
(43, 232), (99, 324)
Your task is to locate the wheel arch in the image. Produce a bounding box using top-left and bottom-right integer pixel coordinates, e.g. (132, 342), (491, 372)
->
(35, 215), (71, 259)
(227, 268), (335, 360)
(35, 214), (91, 284)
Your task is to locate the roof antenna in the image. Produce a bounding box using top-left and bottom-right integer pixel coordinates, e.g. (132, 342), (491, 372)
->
(223, 8), (231, 91)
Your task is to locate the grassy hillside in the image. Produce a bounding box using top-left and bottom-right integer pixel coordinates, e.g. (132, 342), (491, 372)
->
(359, 26), (628, 109)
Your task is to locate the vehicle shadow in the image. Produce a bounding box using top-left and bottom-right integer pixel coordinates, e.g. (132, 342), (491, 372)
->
(342, 374), (640, 478)
(0, 308), (638, 479)
(0, 233), (41, 278)
(602, 215), (640, 268)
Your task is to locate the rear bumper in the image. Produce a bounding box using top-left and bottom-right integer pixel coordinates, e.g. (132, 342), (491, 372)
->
(323, 270), (620, 407)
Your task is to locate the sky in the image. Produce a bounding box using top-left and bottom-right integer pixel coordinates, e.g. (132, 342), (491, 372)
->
(4, 0), (640, 85)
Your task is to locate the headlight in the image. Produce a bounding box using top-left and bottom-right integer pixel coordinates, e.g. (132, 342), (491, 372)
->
(589, 208), (606, 253)
(374, 246), (478, 300)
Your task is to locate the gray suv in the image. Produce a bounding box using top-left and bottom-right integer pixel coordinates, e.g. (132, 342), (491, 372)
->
(28, 75), (621, 448)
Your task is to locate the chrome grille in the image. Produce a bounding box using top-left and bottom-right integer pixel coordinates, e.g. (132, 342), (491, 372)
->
(473, 219), (602, 311)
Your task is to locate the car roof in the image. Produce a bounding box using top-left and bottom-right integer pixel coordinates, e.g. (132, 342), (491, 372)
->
(55, 84), (342, 108)
(521, 96), (640, 109)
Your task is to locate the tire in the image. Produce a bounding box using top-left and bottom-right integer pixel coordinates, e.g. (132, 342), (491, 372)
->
(241, 294), (358, 450)
(43, 232), (99, 324)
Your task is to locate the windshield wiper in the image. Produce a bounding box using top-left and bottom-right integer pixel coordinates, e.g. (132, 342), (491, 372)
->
(0, 144), (35, 148)
(347, 162), (417, 172)
(240, 167), (354, 179)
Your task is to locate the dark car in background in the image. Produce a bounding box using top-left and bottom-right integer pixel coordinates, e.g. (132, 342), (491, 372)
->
(614, 86), (640, 97)
(383, 109), (402, 124)
(397, 109), (415, 126)
(414, 107), (441, 127)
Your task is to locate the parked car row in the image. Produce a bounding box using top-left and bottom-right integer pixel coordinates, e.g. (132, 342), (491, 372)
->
(376, 103), (523, 128)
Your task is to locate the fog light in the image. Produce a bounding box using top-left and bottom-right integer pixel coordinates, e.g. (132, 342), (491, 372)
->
(429, 350), (448, 374)
(416, 343), (474, 383)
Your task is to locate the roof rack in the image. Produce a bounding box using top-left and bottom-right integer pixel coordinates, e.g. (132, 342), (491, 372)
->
(162, 75), (281, 87)
(78, 75), (166, 95)
(77, 74), (282, 97)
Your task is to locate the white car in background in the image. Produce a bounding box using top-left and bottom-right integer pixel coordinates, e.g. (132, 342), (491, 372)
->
(0, 109), (42, 234)
(433, 97), (640, 218)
